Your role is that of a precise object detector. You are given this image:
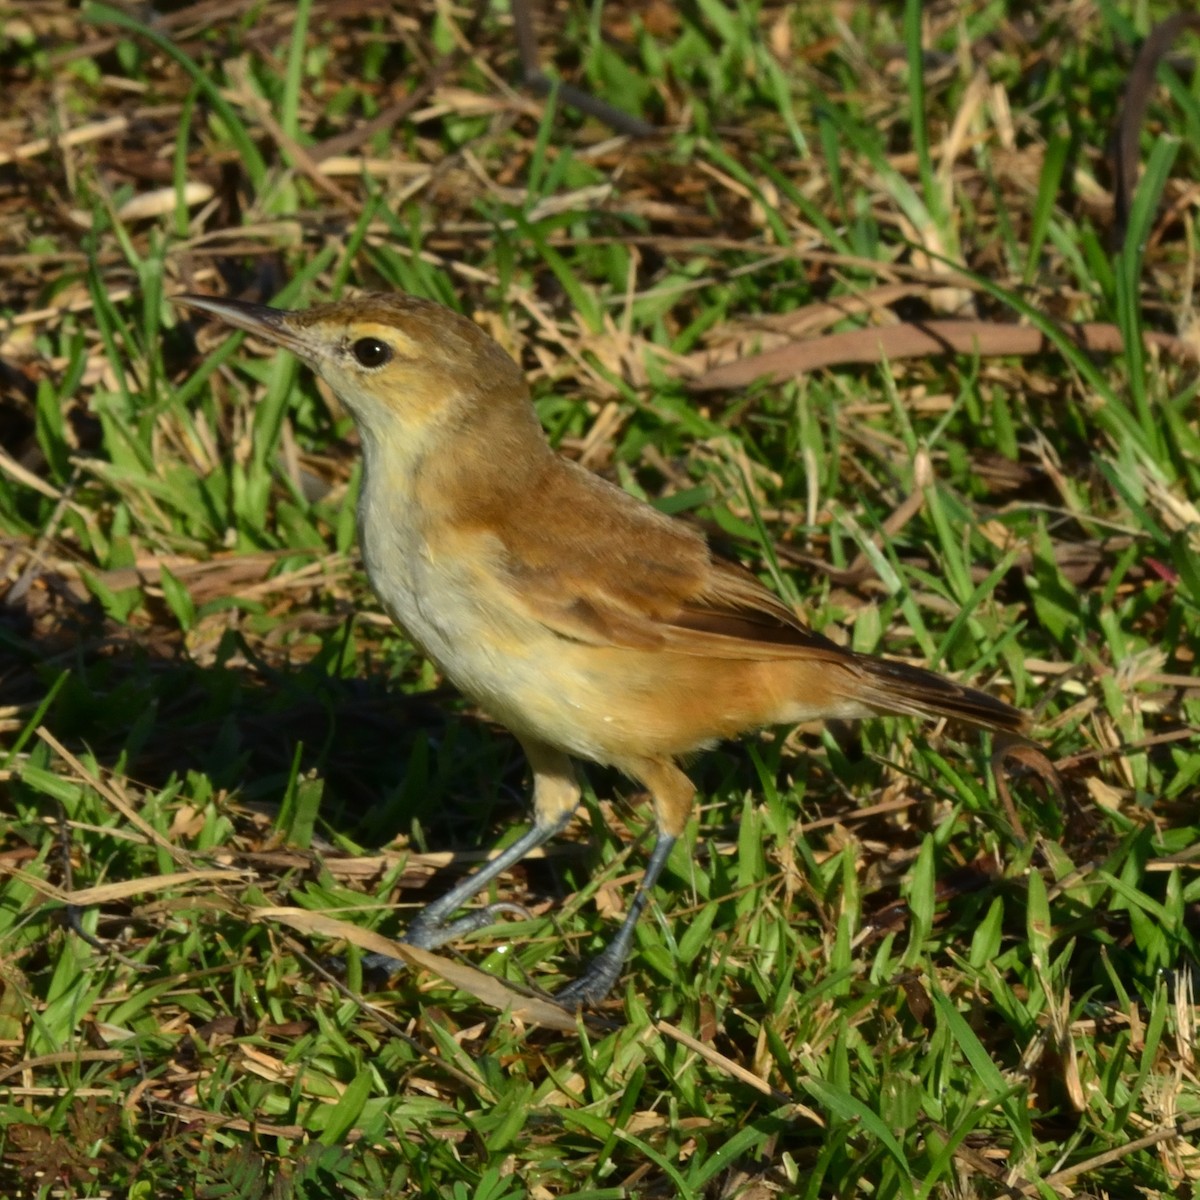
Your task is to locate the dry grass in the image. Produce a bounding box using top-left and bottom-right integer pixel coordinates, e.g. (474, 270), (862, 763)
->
(1, 1), (1199, 1196)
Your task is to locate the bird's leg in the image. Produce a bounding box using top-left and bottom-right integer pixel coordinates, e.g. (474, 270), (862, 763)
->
(554, 829), (676, 1008)
(401, 816), (568, 949)
(364, 740), (579, 975)
(556, 759), (695, 1008)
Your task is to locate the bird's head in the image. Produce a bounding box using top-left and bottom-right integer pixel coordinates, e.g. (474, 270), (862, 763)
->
(174, 292), (539, 462)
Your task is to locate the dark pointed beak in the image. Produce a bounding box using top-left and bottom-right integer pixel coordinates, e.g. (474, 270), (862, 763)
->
(173, 294), (316, 362)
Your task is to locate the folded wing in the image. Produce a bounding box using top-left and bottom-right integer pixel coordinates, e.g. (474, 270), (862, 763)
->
(494, 458), (850, 662)
(488, 458), (1027, 734)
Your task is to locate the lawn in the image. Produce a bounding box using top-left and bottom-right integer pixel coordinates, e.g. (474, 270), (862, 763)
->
(1, 0), (1199, 1196)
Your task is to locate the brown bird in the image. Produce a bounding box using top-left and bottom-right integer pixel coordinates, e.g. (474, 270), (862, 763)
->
(175, 291), (1028, 1007)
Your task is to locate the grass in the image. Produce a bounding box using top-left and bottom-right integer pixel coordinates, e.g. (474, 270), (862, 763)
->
(1, 0), (1199, 1196)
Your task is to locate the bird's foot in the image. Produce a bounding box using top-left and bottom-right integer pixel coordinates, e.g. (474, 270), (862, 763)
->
(362, 900), (531, 978)
(554, 947), (627, 1010)
(405, 901), (531, 950)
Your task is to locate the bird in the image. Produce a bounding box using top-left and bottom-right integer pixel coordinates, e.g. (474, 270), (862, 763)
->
(174, 290), (1029, 1008)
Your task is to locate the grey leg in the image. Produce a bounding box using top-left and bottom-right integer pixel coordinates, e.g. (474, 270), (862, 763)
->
(363, 811), (575, 975)
(365, 739), (580, 976)
(555, 830), (677, 1008)
(556, 757), (695, 1008)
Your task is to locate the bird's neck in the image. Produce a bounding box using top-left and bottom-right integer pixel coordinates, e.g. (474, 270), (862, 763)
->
(355, 389), (556, 539)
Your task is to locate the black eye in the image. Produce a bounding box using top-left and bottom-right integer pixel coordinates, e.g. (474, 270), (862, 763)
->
(350, 337), (392, 368)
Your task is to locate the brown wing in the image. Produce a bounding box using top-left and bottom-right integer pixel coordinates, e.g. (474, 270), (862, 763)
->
(492, 458), (850, 663)
(480, 458), (1026, 733)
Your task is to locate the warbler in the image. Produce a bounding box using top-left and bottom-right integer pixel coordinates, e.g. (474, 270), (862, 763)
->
(177, 291), (1027, 1006)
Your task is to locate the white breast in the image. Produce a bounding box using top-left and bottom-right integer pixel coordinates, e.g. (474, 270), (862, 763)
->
(357, 479), (590, 754)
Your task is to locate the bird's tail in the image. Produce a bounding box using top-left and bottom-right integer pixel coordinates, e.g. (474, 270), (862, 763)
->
(850, 654), (1028, 734)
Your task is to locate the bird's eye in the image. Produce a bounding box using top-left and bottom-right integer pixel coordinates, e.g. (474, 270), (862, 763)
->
(350, 337), (392, 368)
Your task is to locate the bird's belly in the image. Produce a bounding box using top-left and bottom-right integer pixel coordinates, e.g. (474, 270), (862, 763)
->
(428, 624), (819, 767)
(367, 554), (670, 759)
(363, 537), (609, 754)
(498, 646), (863, 766)
(360, 519), (850, 766)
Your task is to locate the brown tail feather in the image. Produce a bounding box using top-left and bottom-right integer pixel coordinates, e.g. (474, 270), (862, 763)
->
(852, 655), (1029, 734)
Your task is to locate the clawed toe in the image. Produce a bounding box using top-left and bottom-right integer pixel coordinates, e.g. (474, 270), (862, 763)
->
(361, 951), (408, 979)
(553, 979), (598, 1010)
(554, 962), (622, 1010)
(403, 900), (531, 951)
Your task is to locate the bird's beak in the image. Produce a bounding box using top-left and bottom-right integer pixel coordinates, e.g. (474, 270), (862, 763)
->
(173, 294), (317, 363)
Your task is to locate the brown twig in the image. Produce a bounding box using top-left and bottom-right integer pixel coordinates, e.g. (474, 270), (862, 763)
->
(511, 0), (658, 136)
(1112, 14), (1200, 246)
(688, 318), (1198, 391)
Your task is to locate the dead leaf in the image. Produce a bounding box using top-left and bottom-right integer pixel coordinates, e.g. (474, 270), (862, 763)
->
(254, 906), (580, 1032)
